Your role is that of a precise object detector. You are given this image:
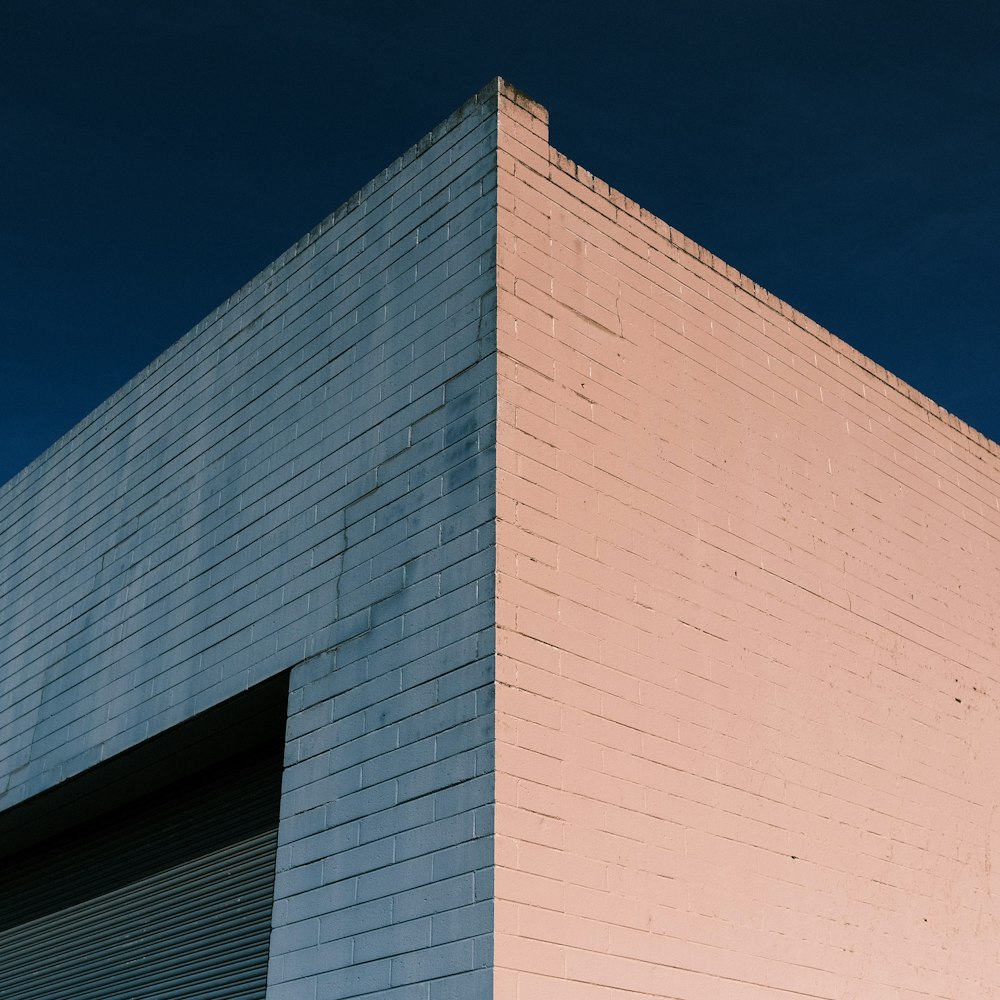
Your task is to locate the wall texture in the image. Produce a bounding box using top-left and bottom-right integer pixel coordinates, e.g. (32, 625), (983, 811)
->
(3, 78), (1000, 1000)
(0, 83), (499, 1000)
(494, 85), (1000, 999)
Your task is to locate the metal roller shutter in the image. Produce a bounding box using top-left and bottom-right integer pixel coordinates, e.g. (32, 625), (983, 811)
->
(0, 743), (282, 1000)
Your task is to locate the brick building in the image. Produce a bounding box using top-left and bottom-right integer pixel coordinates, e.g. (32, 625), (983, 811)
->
(2, 79), (998, 999)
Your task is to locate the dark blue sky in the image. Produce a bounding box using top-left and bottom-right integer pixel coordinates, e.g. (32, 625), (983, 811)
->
(2, 1), (998, 486)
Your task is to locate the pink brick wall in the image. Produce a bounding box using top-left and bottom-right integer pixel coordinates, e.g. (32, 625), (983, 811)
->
(494, 82), (1000, 999)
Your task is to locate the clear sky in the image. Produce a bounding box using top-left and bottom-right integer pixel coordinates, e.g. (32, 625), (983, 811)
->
(2, 1), (998, 486)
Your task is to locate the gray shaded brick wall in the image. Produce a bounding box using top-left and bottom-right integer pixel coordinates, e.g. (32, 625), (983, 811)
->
(0, 81), (499, 998)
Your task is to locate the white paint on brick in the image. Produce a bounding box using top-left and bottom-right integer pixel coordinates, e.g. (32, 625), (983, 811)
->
(0, 79), (502, 999)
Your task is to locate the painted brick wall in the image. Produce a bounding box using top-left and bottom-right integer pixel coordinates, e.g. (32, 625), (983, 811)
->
(6, 76), (999, 1000)
(494, 86), (1000, 998)
(0, 83), (499, 999)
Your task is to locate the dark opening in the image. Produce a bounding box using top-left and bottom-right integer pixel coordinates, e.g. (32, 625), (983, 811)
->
(0, 672), (288, 937)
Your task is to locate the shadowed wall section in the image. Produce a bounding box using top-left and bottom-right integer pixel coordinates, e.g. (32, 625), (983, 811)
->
(0, 84), (500, 1000)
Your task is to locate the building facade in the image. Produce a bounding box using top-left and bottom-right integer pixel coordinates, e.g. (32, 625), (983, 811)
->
(2, 79), (999, 999)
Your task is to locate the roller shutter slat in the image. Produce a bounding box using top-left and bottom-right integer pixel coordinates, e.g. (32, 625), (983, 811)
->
(0, 748), (281, 1000)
